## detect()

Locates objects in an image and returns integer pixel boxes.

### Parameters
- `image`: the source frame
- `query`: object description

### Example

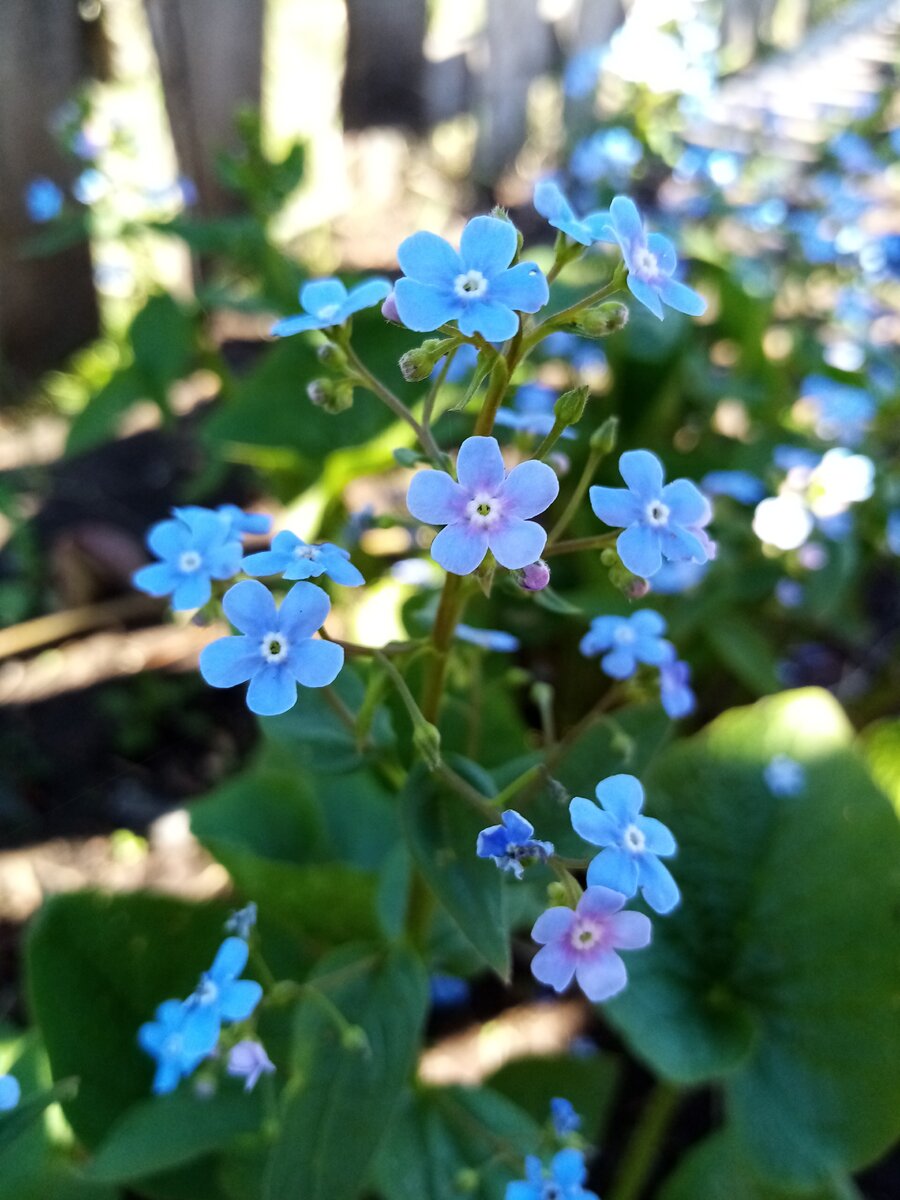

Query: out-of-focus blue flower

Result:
[456,624,520,652]
[563,46,603,99]
[199,580,344,716]
[272,277,392,336]
[701,470,766,504]
[132,507,243,611]
[429,974,471,1008]
[533,180,610,247]
[659,659,695,720]
[507,1150,598,1200]
[540,331,607,372]
[570,774,679,914]
[599,197,705,320]
[496,383,575,439]
[477,810,554,879]
[72,167,108,205]
[799,375,874,445]
[570,127,642,186]
[829,131,880,176]
[433,342,479,383]
[243,531,364,586]
[225,902,258,940]
[580,610,674,679]
[739,198,788,232]
[647,559,708,595]
[217,505,272,539]
[25,178,63,222]
[775,579,804,609]
[0,1075,20,1112]
[188,937,263,1026]
[530,887,650,1002]
[394,217,548,340]
[764,755,806,797]
[887,511,900,555]
[407,436,559,574]
[550,1097,582,1136]
[590,450,712,578]
[138,999,219,1095]
[227,1041,275,1092]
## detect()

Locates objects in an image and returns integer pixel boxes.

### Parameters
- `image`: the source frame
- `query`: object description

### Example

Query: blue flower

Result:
[579,610,675,679]
[659,659,695,719]
[600,196,706,320]
[217,505,273,538]
[138,999,219,1095]
[647,559,708,595]
[0,1075,21,1112]
[477,810,554,879]
[25,178,63,223]
[495,383,575,439]
[550,1097,581,1136]
[590,450,712,579]
[563,45,603,99]
[507,1150,598,1200]
[72,167,108,205]
[533,180,610,247]
[243,531,364,586]
[407,436,559,575]
[570,775,679,914]
[132,507,243,611]
[188,937,263,1025]
[225,902,258,940]
[394,216,549,340]
[272,277,392,336]
[199,579,344,716]
[799,375,874,446]
[570,127,642,186]
[227,1040,275,1092]
[456,624,520,653]
[432,342,480,383]
[701,470,766,504]
[764,755,806,797]
[429,974,471,1008]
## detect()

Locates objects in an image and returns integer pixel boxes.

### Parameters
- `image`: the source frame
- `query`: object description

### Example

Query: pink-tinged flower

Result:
[407,436,559,575]
[530,886,651,1002]
[227,1040,275,1092]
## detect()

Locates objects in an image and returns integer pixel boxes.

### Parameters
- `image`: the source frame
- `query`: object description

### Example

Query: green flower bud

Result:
[316,342,348,369]
[547,881,568,906]
[590,414,619,456]
[399,338,451,383]
[341,1025,370,1054]
[307,378,353,413]
[413,720,442,771]
[455,1169,480,1194]
[554,384,590,426]
[574,300,629,338]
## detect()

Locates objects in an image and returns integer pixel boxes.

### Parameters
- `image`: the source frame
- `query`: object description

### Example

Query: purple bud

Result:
[381,291,402,325]
[520,560,551,592]
[226,1040,275,1092]
[626,577,651,599]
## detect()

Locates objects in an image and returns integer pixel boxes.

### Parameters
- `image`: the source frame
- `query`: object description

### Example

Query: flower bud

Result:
[413,720,442,771]
[547,881,569,906]
[341,1025,370,1054]
[574,300,629,338]
[455,1169,480,1194]
[519,559,551,591]
[316,342,347,369]
[590,415,619,456]
[307,378,353,413]
[399,338,450,383]
[626,576,650,599]
[554,384,589,427]
[381,291,402,325]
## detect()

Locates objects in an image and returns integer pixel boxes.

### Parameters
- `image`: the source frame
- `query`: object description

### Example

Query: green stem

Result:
[406,869,435,950]
[522,265,627,353]
[435,761,497,819]
[549,448,603,543]
[491,762,544,809]
[544,533,618,557]
[421,572,466,723]
[342,340,444,464]
[533,416,570,461]
[608,1082,682,1200]
[473,353,511,436]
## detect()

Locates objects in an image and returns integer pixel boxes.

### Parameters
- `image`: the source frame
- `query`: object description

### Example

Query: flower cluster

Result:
[580,609,695,719]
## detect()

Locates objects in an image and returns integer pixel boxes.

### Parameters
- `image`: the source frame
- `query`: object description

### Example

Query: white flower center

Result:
[454,269,488,299]
[645,500,670,527]
[193,977,219,1005]
[466,491,503,528]
[317,302,341,321]
[614,625,636,645]
[261,631,290,663]
[570,916,605,953]
[623,823,646,853]
[633,247,659,278]
[293,544,319,561]
[163,1033,184,1057]
[178,550,203,573]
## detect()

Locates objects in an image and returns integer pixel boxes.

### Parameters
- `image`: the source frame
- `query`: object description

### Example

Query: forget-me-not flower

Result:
[599,196,706,320]
[477,810,554,879]
[659,659,696,720]
[533,180,610,247]
[227,1041,275,1092]
[579,610,675,679]
[569,775,679,914]
[506,1150,598,1200]
[225,902,258,940]
[25,178,64,223]
[199,579,344,716]
[701,470,766,505]
[0,1075,21,1112]
[456,624,521,653]
[217,505,273,539]
[764,755,806,797]
[243,531,364,586]
[138,999,219,1095]
[407,435,559,574]
[394,216,548,341]
[550,1097,582,1136]
[570,127,643,186]
[133,507,243,611]
[590,449,712,579]
[495,383,575,439]
[272,277,392,336]
[188,937,263,1026]
[531,886,651,1002]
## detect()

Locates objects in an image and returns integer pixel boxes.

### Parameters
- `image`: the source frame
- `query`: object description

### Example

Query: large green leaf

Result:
[130,293,195,398]
[401,763,510,978]
[371,1085,541,1200]
[263,945,428,1200]
[486,1052,619,1138]
[860,717,900,817]
[606,689,900,1186]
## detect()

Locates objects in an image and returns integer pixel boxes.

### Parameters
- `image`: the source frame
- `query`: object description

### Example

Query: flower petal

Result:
[619,450,665,498]
[288,638,344,688]
[531,941,577,993]
[595,774,644,822]
[660,524,708,564]
[456,436,506,493]
[147,519,190,560]
[637,855,680,914]
[589,485,642,528]
[397,230,461,284]
[600,646,638,679]
[609,909,653,949]
[647,232,677,273]
[578,885,627,919]
[617,524,663,577]
[246,664,298,716]
[575,948,627,1001]
[661,479,711,527]
[223,579,277,636]
[488,261,549,315]
[133,562,179,598]
[242,549,290,578]
[500,459,560,519]
[657,277,706,317]
[569,796,621,847]
[219,979,263,1022]
[551,1149,587,1187]
[627,274,665,319]
[172,573,212,611]
[209,936,248,982]
[300,279,347,315]
[532,905,576,944]
[394,278,459,332]
[534,179,574,225]
[277,581,331,640]
[343,277,392,315]
[407,470,467,524]
[199,636,260,688]
[586,847,640,896]
[459,215,517,275]
[431,523,489,575]
[322,554,364,586]
[637,815,676,856]
[457,300,519,341]
[630,609,667,637]
[582,211,615,242]
[271,312,326,337]
[489,517,547,570]
[609,195,645,255]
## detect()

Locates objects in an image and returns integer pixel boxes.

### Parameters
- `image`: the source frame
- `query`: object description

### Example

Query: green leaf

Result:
[606,689,900,1186]
[859,717,900,817]
[401,763,510,979]
[263,945,428,1200]
[486,1053,619,1136]
[0,1077,78,1153]
[704,615,781,695]
[372,1085,541,1200]
[84,1090,263,1183]
[65,365,144,455]
[27,891,230,1147]
[130,293,195,397]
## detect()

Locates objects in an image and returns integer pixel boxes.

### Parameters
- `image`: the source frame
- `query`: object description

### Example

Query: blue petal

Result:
[630,609,666,637]
[242,549,291,578]
[397,230,461,284]
[619,450,665,499]
[617,524,663,577]
[133,562,179,598]
[300,279,347,316]
[532,906,576,944]
[207,542,243,580]
[278,580,331,640]
[534,179,573,225]
[209,936,248,983]
[595,774,644,821]
[224,579,277,637]
[322,554,364,586]
[180,1006,220,1059]
[288,638,344,687]
[634,634,675,667]
[657,277,706,316]
[459,215,517,275]
[147,519,190,560]
[580,615,623,652]
[506,1184,541,1200]
[609,195,646,256]
[662,479,710,527]
[272,530,303,554]
[219,979,263,1022]
[477,825,510,858]
[502,809,535,841]
[552,1148,587,1188]
[172,573,212,611]
[600,646,637,679]
[456,436,505,493]
[407,469,467,524]
[488,262,549,314]
[569,796,621,847]
[394,278,459,331]
[200,636,260,688]
[489,517,547,570]
[271,312,326,337]
[246,664,298,716]
[627,274,665,319]
[500,459,559,519]
[637,854,680,913]
[530,941,577,993]
[586,847,640,896]
[661,525,707,563]
[574,948,627,1002]
[590,485,642,528]
[637,815,677,856]
[457,300,519,341]
[582,211,615,242]
[153,1059,182,1095]
[431,523,489,574]
[342,277,392,315]
[647,232,677,273]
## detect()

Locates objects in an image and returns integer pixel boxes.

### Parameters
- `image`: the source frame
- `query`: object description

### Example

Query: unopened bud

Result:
[381,291,402,325]
[519,560,551,591]
[341,1025,370,1054]
[600,548,617,567]
[554,385,589,427]
[399,338,450,383]
[455,1169,480,1194]
[590,414,619,456]
[575,301,629,338]
[547,881,568,906]
[316,342,347,369]
[413,720,442,771]
[307,378,353,414]
[626,576,650,599]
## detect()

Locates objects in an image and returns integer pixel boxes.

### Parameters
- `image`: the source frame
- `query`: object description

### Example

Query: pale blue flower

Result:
[243,531,364,586]
[600,196,706,320]
[507,1150,598,1200]
[456,624,520,652]
[550,1097,581,1136]
[579,610,674,679]
[701,470,766,504]
[764,755,806,797]
[138,999,219,1095]
[225,902,257,940]
[570,127,642,186]
[659,659,695,719]
[533,180,610,247]
[272,277,392,336]
[25,178,63,222]
[132,507,243,611]
[495,383,575,438]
